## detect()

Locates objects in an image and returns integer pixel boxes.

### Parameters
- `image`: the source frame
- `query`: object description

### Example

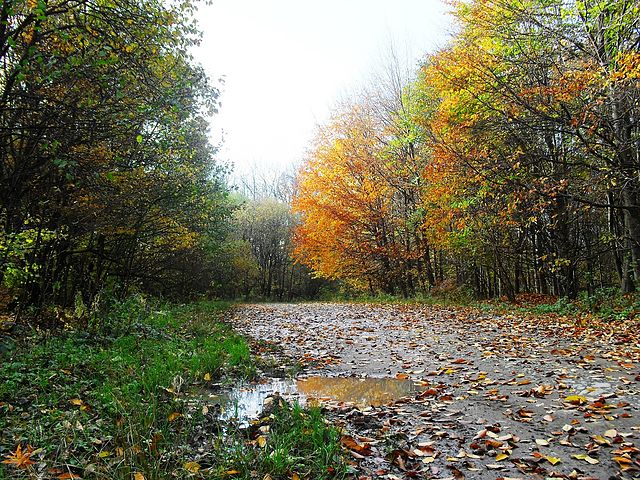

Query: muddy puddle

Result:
[200,376,424,423]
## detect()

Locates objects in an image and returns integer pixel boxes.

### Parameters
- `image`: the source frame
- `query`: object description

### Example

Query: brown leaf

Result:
[2,444,36,469]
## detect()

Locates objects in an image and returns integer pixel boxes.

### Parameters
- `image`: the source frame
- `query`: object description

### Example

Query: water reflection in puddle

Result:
[202,376,423,423]
[298,376,422,405]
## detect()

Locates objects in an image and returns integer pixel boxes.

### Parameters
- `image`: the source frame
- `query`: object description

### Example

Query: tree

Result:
[0,0,229,313]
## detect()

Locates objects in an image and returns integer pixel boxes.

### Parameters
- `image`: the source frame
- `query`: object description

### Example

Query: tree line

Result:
[4,0,637,314]
[0,0,239,318]
[293,0,640,300]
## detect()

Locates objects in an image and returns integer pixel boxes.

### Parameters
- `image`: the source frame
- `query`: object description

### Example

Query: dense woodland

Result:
[1,0,639,320]
[294,0,640,301]
[0,0,314,319]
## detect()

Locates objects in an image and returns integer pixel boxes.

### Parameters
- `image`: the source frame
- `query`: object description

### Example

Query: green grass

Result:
[0,299,254,479]
[257,403,346,479]
[0,298,347,480]
[204,401,348,480]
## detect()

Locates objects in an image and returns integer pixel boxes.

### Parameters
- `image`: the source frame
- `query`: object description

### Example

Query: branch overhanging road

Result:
[230,303,640,480]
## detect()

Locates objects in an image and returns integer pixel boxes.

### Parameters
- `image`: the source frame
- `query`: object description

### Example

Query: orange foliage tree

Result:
[294,0,639,299]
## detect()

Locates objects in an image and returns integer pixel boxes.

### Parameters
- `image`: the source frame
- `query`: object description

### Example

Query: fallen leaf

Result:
[517,408,534,418]
[592,435,611,445]
[613,456,633,467]
[340,435,371,455]
[2,444,36,469]
[564,395,587,405]
[571,454,599,465]
[167,412,181,422]
[183,461,201,473]
[533,452,561,465]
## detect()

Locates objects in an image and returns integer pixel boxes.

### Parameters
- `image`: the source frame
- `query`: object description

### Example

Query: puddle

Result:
[200,376,423,423]
[297,376,423,405]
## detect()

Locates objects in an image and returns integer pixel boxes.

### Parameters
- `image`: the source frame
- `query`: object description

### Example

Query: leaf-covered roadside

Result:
[0,300,257,479]
[232,303,640,479]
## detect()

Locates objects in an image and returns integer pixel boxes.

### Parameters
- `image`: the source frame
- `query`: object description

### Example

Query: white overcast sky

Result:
[194,1,452,181]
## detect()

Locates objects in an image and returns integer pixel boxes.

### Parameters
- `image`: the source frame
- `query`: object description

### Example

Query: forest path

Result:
[230,303,640,480]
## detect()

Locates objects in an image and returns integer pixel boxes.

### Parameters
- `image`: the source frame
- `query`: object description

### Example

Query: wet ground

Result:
[229,303,640,480]
[202,376,423,424]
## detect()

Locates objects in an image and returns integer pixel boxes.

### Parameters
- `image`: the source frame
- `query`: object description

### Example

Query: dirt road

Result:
[230,303,640,479]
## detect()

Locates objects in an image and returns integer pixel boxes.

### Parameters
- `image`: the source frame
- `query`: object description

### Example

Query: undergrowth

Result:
[0,297,347,479]
[0,299,252,479]
[324,285,640,323]
[479,288,640,323]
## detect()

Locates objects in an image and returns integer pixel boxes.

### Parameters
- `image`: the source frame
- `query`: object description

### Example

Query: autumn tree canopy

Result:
[0,0,231,311]
[294,0,640,299]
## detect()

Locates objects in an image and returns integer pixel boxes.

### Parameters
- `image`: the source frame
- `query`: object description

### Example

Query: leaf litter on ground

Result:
[231,303,640,480]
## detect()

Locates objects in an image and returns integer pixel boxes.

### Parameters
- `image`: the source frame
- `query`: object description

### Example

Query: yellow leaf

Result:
[257,436,267,448]
[495,453,509,461]
[592,435,610,445]
[204,373,211,381]
[544,455,561,465]
[97,451,110,458]
[183,461,201,473]
[69,398,83,406]
[572,454,599,464]
[168,412,181,422]
[133,473,145,480]
[291,473,300,480]
[224,470,240,475]
[564,395,586,405]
